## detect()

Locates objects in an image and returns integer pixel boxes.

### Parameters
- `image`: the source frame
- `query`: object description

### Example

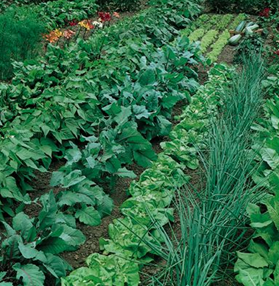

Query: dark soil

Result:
[218,44,235,65]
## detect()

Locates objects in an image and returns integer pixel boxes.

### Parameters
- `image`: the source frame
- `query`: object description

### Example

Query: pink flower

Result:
[63,29,75,39]
[113,12,120,18]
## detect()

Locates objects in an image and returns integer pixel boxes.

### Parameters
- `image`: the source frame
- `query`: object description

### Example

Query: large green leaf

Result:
[75,206,101,226]
[13,212,36,242]
[37,237,72,254]
[59,224,86,247]
[138,68,156,86]
[18,242,38,259]
[260,148,279,170]
[13,263,45,286]
[133,147,157,167]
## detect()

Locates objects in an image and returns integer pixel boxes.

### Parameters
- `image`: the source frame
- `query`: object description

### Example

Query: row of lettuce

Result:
[184,13,246,62]
[0,0,204,285]
[61,63,234,285]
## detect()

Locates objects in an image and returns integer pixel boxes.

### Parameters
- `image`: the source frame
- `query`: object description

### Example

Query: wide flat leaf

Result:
[75,206,101,226]
[138,69,156,86]
[237,252,268,269]
[157,115,172,136]
[13,263,45,286]
[37,237,72,254]
[132,105,151,120]
[13,212,36,242]
[38,253,68,278]
[260,148,279,170]
[18,242,38,259]
[115,167,137,179]
[133,148,157,167]
[62,170,86,188]
[59,225,86,247]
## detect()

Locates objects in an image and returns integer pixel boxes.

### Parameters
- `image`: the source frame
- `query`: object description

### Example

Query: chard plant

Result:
[0,192,85,285]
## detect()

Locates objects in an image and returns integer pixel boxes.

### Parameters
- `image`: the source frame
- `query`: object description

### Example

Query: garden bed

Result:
[1,0,279,285]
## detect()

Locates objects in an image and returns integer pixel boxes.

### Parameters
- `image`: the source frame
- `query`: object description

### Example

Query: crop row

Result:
[185,13,246,63]
[0,0,203,284]
[235,70,279,284]
[62,63,234,285]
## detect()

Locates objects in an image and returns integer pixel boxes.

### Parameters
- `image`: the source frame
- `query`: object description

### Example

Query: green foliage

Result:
[234,34,265,64]
[200,29,218,53]
[228,13,246,29]
[0,0,202,218]
[0,7,45,80]
[146,55,265,285]
[0,192,85,285]
[97,0,140,11]
[0,0,98,28]
[251,74,279,191]
[0,1,203,284]
[189,28,205,42]
[37,0,98,28]
[62,64,232,286]
[235,197,279,285]
[207,30,230,62]
[235,70,279,285]
[208,0,277,13]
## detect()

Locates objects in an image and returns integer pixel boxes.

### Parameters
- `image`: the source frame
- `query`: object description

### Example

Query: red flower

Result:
[98,12,111,22]
[274,50,279,55]
[69,19,78,26]
[259,7,271,17]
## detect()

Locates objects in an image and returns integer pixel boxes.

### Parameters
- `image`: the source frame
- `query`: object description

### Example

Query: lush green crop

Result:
[207,30,230,62]
[235,196,279,285]
[200,29,218,53]
[0,7,45,80]
[0,192,85,285]
[216,14,233,30]
[228,13,246,30]
[189,28,205,42]
[0,1,202,284]
[0,0,202,215]
[62,63,233,286]
[0,0,205,285]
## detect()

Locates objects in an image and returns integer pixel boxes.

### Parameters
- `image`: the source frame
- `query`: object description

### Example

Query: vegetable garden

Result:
[1,0,279,285]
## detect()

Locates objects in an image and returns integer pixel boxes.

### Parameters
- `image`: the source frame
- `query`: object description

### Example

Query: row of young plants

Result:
[61,61,235,285]
[234,69,279,285]
[185,13,246,63]
[0,0,203,285]
[0,0,202,218]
